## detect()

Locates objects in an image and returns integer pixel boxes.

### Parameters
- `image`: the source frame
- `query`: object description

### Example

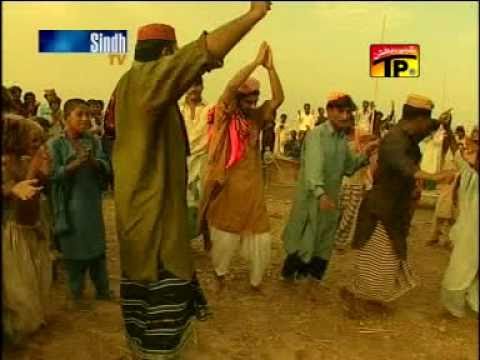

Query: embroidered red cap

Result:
[137,23,176,41]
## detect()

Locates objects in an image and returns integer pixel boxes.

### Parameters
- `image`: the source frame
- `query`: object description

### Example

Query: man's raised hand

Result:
[250,1,272,18]
[262,45,274,70]
[254,42,269,66]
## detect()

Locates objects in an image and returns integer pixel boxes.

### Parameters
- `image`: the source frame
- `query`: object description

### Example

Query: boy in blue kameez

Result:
[48,99,112,308]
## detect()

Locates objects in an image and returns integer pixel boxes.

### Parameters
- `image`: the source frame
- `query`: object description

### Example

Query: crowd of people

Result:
[2,2,478,359]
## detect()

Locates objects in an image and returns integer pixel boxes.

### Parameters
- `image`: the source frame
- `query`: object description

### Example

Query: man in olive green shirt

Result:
[111,2,273,358]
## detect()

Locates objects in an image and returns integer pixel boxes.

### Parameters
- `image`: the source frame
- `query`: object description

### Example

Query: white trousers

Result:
[209,226,271,287]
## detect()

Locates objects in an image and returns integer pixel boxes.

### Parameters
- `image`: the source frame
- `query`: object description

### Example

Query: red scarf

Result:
[207,106,250,169]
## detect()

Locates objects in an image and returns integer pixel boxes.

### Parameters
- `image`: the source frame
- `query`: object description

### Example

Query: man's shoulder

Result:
[312,122,331,136]
[304,126,325,145]
[114,67,136,94]
[380,126,411,150]
[382,125,403,140]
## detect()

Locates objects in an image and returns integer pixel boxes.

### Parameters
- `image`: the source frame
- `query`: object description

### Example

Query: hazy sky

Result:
[3,1,478,131]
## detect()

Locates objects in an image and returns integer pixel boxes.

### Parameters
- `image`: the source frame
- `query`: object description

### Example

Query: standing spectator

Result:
[427,110,458,247]
[48,97,64,138]
[315,106,327,126]
[262,117,276,157]
[8,85,25,116]
[87,99,104,138]
[23,92,40,118]
[454,126,467,150]
[420,123,447,190]
[471,127,479,141]
[283,130,301,159]
[355,100,372,135]
[2,116,52,344]
[3,85,17,116]
[274,113,289,155]
[37,89,58,123]
[180,77,209,240]
[298,129,307,145]
[297,103,315,131]
[31,116,52,136]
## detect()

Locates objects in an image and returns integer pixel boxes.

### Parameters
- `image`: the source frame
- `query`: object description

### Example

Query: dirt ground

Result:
[3,185,478,360]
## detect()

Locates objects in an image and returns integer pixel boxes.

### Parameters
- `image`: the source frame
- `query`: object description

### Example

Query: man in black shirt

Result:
[341,94,456,316]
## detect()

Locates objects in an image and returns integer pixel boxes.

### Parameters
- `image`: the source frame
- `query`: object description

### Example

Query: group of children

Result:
[2,87,113,345]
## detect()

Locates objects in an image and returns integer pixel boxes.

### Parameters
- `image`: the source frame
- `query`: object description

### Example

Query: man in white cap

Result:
[199,42,284,292]
[282,92,378,282]
[341,94,456,316]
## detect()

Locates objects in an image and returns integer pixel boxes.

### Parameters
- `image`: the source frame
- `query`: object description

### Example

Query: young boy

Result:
[48,98,112,309]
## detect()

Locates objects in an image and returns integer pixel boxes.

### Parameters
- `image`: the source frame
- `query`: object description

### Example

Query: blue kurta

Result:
[283,121,368,262]
[48,133,110,260]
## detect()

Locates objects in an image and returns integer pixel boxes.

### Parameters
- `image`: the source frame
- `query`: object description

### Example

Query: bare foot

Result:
[250,284,265,294]
[340,287,369,320]
[74,299,93,312]
[445,241,454,251]
[365,300,391,316]
[426,238,439,247]
[339,286,355,303]
[440,309,461,321]
[214,274,226,294]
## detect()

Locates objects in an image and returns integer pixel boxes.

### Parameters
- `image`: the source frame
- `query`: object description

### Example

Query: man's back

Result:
[365,125,420,218]
[113,33,223,282]
[114,65,192,282]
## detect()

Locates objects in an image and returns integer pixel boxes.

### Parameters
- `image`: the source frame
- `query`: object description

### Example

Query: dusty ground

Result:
[3,185,478,360]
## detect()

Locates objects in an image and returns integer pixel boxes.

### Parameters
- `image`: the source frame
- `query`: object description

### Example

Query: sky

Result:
[2,1,478,131]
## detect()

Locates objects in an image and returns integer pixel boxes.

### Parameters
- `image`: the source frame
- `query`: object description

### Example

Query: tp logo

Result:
[370,44,420,78]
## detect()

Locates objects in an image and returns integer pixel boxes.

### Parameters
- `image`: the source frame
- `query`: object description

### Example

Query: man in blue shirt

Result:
[282,92,378,281]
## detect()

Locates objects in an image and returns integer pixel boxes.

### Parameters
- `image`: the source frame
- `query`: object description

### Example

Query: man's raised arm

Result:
[263,45,284,112]
[206,2,271,60]
[219,42,268,105]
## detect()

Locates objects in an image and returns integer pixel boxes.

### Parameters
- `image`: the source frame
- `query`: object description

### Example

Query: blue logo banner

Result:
[39,30,127,53]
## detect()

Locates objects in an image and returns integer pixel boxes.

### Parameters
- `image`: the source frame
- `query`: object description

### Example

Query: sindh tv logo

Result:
[370,44,420,78]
